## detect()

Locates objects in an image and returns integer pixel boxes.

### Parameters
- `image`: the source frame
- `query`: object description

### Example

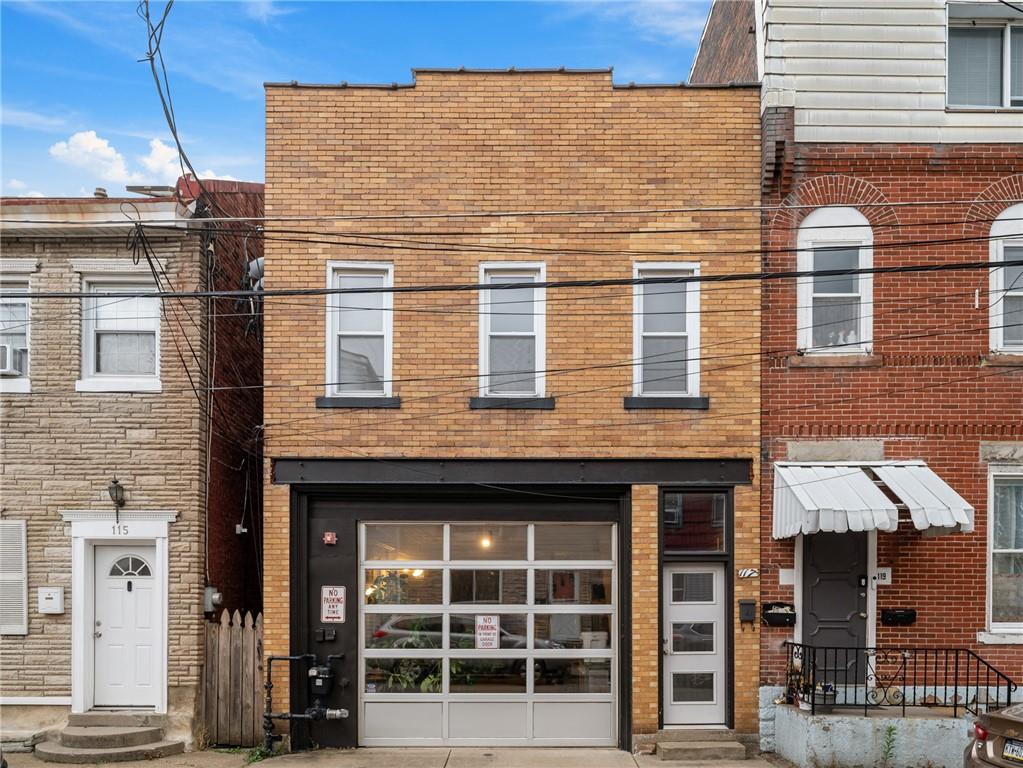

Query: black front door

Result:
[802,532,868,685]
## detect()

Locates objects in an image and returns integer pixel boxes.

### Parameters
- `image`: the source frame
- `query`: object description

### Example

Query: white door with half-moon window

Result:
[94,545,158,708]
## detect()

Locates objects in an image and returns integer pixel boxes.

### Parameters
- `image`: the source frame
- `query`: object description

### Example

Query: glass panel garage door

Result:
[359,522,617,746]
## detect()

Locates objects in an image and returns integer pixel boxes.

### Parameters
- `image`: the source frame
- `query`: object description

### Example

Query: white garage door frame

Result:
[357,521,618,747]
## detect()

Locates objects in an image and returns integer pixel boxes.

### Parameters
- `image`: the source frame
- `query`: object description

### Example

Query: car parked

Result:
[965,704,1023,768]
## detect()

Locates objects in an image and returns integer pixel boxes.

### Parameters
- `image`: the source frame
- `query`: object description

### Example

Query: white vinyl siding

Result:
[632,264,701,396]
[990,470,1023,633]
[759,1,1023,143]
[0,520,28,636]
[78,281,161,392]
[326,262,394,397]
[990,203,1023,353]
[796,207,873,354]
[479,264,545,398]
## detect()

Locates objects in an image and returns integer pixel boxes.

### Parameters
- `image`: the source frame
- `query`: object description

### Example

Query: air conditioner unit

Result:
[0,345,27,377]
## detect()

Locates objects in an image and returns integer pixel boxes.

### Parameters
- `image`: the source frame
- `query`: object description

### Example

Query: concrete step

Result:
[65,712,166,728]
[657,740,747,761]
[34,738,185,764]
[59,726,165,749]
[655,730,738,742]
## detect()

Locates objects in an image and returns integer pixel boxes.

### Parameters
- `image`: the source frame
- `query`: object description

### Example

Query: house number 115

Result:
[111,524,130,536]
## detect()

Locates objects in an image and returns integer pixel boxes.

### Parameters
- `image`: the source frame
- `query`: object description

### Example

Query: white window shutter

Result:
[0,520,28,635]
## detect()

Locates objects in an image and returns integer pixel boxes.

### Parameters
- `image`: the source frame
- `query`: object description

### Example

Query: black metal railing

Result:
[784,642,1018,718]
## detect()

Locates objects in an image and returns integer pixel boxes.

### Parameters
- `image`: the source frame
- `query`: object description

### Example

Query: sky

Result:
[0,0,711,198]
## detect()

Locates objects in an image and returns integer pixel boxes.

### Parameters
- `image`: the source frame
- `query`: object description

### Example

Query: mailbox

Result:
[880,608,917,626]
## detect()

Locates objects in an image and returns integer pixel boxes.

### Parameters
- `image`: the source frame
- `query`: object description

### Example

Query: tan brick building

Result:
[0,182,263,752]
[262,69,762,750]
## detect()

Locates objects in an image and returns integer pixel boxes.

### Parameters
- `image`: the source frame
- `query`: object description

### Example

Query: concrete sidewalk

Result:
[6,746,776,768]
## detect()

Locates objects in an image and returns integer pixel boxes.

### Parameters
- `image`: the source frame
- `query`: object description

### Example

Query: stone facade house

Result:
[0,179,264,754]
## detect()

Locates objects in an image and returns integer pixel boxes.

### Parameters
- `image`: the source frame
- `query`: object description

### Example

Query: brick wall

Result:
[760,135,1023,683]
[631,485,659,733]
[263,72,763,733]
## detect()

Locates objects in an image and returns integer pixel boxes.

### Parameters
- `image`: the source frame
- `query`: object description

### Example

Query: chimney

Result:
[94,187,108,199]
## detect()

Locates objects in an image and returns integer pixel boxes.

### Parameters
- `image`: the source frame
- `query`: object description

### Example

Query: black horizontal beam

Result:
[273,458,751,486]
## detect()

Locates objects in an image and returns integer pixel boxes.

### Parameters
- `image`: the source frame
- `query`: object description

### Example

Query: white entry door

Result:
[94,545,158,708]
[662,564,726,725]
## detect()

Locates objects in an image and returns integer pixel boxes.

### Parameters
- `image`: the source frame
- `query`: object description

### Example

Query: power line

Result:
[3,197,1020,226]
[6,250,1021,301]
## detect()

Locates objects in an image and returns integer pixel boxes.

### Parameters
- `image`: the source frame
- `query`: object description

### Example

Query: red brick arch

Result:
[768,174,900,235]
[961,174,1023,239]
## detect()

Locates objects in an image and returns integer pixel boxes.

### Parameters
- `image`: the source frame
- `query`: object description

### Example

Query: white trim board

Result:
[0,696,72,706]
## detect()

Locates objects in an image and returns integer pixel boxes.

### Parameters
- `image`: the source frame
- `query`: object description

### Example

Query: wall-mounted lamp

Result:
[108,477,126,523]
[480,531,493,549]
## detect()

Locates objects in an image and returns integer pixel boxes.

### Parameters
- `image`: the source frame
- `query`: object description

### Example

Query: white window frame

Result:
[946,15,1023,110]
[987,466,1023,634]
[0,282,31,394]
[990,203,1023,353]
[478,262,546,398]
[76,277,161,393]
[325,261,394,398]
[632,263,700,397]
[796,207,874,355]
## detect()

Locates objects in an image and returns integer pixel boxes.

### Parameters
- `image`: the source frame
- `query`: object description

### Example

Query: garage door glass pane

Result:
[535,659,611,694]
[672,673,714,703]
[534,614,612,649]
[672,622,714,653]
[365,614,443,649]
[365,569,443,605]
[534,570,611,605]
[450,614,528,649]
[534,524,612,560]
[449,659,527,693]
[450,524,527,560]
[450,569,527,604]
[365,658,443,694]
[365,524,443,561]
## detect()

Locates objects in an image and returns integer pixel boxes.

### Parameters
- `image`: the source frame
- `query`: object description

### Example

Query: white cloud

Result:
[139,138,184,185]
[1,107,67,131]
[243,0,294,23]
[7,179,28,190]
[198,170,238,181]
[48,131,144,185]
[568,0,710,47]
[22,190,45,198]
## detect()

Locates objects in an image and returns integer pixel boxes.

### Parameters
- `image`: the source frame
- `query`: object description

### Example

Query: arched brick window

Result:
[990,203,1023,353]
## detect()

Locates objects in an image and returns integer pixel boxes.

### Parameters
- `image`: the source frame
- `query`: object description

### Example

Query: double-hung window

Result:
[796,207,873,354]
[947,16,1023,109]
[326,262,393,397]
[990,203,1023,352]
[990,471,1023,632]
[633,264,700,396]
[479,263,545,398]
[0,284,30,389]
[78,281,161,392]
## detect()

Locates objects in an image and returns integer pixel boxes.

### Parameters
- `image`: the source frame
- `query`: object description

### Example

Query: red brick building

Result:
[693,1,1023,763]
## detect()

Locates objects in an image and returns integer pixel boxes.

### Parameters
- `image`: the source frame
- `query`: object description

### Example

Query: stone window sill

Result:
[623,396,709,410]
[983,353,1023,367]
[75,377,162,393]
[316,396,401,409]
[977,631,1023,645]
[786,354,881,369]
[0,378,31,394]
[946,107,1023,114]
[469,396,555,410]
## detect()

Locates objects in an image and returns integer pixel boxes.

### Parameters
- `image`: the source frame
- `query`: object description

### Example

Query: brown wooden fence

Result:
[202,610,263,747]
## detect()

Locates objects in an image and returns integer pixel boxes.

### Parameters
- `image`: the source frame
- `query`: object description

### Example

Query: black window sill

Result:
[469,396,556,410]
[624,396,709,410]
[316,396,401,409]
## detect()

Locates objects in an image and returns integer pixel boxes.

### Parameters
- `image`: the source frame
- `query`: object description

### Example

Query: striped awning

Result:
[772,462,974,539]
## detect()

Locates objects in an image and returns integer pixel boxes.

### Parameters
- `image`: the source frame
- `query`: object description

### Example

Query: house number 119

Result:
[111,524,130,536]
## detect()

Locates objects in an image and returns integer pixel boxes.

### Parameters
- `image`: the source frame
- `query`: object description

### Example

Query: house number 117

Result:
[111,524,130,536]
